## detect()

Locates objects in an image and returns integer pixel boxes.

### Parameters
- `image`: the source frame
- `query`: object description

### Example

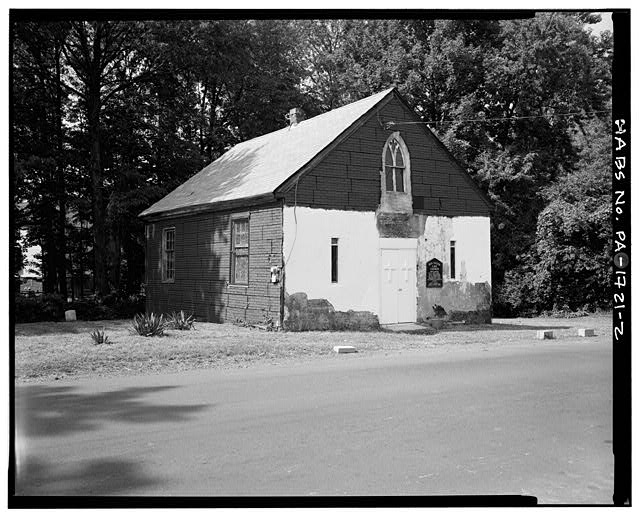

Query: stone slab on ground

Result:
[536,330,555,340]
[333,346,357,354]
[578,328,596,337]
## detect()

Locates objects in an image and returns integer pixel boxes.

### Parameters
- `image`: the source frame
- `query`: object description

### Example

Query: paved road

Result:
[14,339,613,503]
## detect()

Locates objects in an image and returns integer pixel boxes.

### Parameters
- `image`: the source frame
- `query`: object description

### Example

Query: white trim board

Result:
[379,238,418,249]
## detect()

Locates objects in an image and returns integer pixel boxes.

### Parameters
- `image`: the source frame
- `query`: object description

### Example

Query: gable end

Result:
[279,91,491,217]
[392,92,493,211]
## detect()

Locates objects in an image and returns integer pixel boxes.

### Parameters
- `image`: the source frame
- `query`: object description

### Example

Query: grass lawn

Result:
[14,314,612,383]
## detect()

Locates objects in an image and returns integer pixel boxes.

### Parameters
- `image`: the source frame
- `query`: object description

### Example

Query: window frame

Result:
[331,237,339,284]
[230,215,250,285]
[450,240,456,279]
[161,227,176,283]
[381,132,411,195]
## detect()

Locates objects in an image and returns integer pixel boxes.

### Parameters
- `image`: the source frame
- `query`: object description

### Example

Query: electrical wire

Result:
[384,109,611,129]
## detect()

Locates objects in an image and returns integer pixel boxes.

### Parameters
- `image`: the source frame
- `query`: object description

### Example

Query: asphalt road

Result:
[14,339,613,504]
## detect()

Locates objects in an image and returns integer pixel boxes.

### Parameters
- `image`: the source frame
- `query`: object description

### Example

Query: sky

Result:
[589,12,614,35]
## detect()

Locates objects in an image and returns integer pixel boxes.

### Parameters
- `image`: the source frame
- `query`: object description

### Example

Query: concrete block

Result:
[578,328,595,337]
[536,330,554,340]
[64,310,77,322]
[333,346,356,354]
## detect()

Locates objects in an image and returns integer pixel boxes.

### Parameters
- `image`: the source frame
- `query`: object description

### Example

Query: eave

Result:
[139,193,278,222]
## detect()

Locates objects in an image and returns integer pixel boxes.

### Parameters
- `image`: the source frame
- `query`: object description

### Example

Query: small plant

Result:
[233,311,279,331]
[90,327,110,345]
[432,304,448,318]
[166,310,195,330]
[260,312,278,331]
[132,313,165,337]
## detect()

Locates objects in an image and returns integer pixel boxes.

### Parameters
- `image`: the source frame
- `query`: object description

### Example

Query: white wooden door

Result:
[380,248,416,324]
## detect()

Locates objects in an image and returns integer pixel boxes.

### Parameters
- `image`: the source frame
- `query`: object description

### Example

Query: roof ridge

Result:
[232,87,395,149]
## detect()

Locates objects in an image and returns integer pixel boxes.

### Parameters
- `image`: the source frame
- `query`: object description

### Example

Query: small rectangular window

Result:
[162,228,175,282]
[450,241,456,279]
[231,219,249,284]
[331,238,338,283]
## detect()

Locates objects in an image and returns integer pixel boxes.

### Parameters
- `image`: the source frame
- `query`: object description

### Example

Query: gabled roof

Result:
[140,88,396,219]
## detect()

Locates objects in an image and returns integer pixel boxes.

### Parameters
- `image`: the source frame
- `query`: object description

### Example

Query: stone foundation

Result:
[418,281,492,324]
[283,292,380,332]
[448,309,492,324]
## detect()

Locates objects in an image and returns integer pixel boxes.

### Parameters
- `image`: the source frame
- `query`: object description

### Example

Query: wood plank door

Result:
[379,247,416,324]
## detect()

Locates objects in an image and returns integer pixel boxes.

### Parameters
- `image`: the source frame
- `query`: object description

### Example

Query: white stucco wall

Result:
[282,206,380,313]
[419,216,491,285]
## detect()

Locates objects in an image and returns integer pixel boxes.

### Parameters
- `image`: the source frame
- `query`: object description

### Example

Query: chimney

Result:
[288,107,305,126]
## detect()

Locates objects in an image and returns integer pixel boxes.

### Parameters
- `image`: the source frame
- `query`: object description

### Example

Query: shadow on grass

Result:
[15,385,210,438]
[15,320,133,337]
[14,456,161,496]
[440,323,572,332]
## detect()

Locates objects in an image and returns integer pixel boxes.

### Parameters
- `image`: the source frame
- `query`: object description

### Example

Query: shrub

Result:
[132,313,165,337]
[90,327,111,345]
[166,310,195,330]
[67,298,115,321]
[113,294,146,318]
[14,291,147,324]
[104,291,146,318]
[15,294,66,323]
[69,292,146,321]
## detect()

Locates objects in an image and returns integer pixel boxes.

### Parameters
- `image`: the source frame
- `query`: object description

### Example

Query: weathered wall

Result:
[282,94,490,217]
[145,203,283,324]
[282,206,380,314]
[416,216,492,322]
[280,95,492,325]
[283,292,380,331]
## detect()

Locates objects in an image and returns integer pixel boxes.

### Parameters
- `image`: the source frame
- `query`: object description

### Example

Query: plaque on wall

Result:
[426,258,443,288]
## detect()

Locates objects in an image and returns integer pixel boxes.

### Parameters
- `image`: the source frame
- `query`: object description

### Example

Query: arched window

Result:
[382,132,410,194]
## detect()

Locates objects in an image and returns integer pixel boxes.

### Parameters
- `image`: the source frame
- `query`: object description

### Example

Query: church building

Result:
[140,88,492,330]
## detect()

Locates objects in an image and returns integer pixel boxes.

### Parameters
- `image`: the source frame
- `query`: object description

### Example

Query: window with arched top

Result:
[382,132,411,195]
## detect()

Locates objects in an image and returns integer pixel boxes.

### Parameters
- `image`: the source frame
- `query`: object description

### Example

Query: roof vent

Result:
[287,107,306,126]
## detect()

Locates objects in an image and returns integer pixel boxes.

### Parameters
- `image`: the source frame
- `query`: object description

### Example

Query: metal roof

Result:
[140,88,395,218]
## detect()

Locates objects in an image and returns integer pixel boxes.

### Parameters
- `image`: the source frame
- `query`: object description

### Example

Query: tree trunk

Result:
[123,231,144,294]
[88,101,108,295]
[41,221,58,294]
[123,232,135,293]
[54,42,68,299]
[83,22,108,295]
[108,228,121,291]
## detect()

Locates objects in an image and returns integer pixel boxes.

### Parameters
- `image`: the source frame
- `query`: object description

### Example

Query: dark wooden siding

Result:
[283,95,490,216]
[145,203,283,323]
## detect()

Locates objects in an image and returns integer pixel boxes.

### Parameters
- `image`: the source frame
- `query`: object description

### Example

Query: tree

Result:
[427,14,612,310]
[11,15,613,315]
[63,20,152,295]
[12,21,70,296]
[533,116,612,311]
[294,19,425,110]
